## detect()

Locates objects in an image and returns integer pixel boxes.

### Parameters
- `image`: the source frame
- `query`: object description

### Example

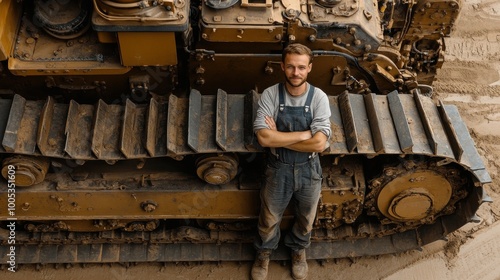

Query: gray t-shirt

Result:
[253,83,331,139]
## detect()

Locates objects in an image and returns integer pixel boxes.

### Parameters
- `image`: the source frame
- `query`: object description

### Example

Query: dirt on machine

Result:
[0,0,492,264]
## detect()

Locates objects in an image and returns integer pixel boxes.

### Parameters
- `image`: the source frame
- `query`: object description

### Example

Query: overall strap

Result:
[278,83,285,112]
[304,84,315,113]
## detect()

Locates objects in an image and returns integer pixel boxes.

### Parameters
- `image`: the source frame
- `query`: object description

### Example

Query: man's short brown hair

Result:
[282,43,313,64]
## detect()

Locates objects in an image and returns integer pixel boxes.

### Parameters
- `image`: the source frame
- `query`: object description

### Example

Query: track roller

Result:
[195,154,239,185]
[1,156,50,187]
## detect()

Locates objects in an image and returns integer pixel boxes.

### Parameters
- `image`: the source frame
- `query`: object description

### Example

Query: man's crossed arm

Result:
[256,116,328,153]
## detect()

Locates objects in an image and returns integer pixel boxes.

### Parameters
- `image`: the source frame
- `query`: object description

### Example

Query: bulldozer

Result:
[0,0,492,264]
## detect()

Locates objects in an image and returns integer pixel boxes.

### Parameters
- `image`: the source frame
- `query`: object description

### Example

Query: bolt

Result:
[141,201,158,212]
[196,66,205,74]
[308,35,316,42]
[265,66,273,75]
[286,9,297,17]
[136,160,145,169]
[384,169,394,176]
[237,16,245,22]
[349,27,356,35]
[289,35,296,42]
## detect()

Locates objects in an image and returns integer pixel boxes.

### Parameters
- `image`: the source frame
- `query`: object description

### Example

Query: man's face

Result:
[281,53,312,88]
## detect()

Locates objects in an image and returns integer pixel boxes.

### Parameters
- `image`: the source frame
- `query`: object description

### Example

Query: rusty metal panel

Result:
[91,100,125,160]
[338,93,357,153]
[37,97,69,158]
[387,91,413,153]
[364,94,384,153]
[216,89,247,152]
[438,100,463,162]
[414,93,454,158]
[38,244,59,263]
[188,90,220,153]
[65,100,95,160]
[145,98,168,157]
[244,91,262,152]
[10,15,130,76]
[397,94,432,155]
[0,99,13,153]
[167,94,192,155]
[121,99,148,159]
[327,95,348,154]
[200,25,283,43]
[350,94,375,154]
[339,93,375,154]
[367,94,401,154]
[2,95,25,152]
[2,95,44,154]
[56,244,78,263]
[77,244,104,263]
[413,93,437,154]
[441,104,492,184]
[16,245,40,263]
[101,244,121,263]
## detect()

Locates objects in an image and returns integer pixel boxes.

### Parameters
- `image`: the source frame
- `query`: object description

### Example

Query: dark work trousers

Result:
[255,84,323,252]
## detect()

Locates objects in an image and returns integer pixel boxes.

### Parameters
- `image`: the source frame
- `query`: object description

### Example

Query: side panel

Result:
[0,0,22,61]
[117,32,177,66]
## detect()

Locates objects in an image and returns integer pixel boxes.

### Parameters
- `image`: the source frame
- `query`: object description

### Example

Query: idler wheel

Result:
[196,154,239,185]
[387,188,434,220]
[376,170,452,222]
[1,156,50,187]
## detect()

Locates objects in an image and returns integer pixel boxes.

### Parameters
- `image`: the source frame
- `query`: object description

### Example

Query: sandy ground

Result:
[2,0,500,279]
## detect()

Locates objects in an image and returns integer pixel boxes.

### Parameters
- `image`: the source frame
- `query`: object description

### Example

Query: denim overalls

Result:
[256,83,323,251]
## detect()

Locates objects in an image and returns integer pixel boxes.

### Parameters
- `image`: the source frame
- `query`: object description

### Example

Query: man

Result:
[252,43,331,280]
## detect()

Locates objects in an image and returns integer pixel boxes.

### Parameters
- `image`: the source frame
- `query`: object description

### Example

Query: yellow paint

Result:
[0,0,22,61]
[118,32,177,66]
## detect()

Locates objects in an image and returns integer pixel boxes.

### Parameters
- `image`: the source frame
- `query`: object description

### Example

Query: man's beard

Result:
[284,75,307,88]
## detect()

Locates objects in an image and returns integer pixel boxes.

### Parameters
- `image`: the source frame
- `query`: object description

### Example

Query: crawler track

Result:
[0,90,492,263]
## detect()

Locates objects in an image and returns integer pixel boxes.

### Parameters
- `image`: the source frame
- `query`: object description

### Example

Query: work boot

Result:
[251,249,271,280]
[291,249,308,280]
